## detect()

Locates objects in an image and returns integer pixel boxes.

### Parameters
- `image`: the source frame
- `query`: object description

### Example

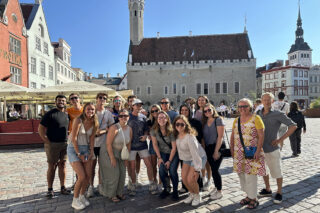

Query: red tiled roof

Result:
[130,33,253,63]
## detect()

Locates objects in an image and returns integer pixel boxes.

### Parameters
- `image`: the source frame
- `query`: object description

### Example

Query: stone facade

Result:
[127,59,256,107]
[126,0,256,107]
[21,2,55,89]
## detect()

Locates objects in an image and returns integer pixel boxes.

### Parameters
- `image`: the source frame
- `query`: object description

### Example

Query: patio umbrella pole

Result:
[4,97,7,122]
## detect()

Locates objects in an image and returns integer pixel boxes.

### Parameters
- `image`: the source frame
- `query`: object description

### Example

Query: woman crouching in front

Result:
[67,103,98,210]
[173,115,207,206]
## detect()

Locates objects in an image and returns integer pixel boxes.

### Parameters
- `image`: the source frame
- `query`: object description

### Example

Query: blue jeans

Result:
[159,152,179,192]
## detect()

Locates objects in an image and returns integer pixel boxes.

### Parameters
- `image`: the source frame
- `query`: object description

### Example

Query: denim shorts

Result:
[148,141,156,155]
[67,144,90,163]
[183,156,207,170]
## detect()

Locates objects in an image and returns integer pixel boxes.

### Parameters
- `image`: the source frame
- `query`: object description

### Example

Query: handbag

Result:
[238,117,257,159]
[214,118,231,158]
[118,123,130,160]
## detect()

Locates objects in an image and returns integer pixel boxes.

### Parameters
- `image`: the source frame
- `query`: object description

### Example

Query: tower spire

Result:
[243,13,248,33]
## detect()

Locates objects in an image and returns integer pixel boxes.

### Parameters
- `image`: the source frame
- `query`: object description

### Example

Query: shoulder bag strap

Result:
[117,123,127,147]
[158,129,172,149]
[237,117,246,150]
[280,103,286,111]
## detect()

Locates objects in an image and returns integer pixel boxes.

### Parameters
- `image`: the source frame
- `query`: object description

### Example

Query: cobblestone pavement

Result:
[0,118,320,213]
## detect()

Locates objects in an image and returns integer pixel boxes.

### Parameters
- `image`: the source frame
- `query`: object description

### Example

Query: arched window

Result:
[39,24,44,37]
[135,10,137,16]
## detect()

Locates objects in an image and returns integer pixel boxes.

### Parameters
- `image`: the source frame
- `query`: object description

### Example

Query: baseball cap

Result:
[132,99,143,105]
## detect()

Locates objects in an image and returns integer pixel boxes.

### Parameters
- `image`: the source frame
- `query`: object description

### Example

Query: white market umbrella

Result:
[28,81,117,99]
[0,81,31,97]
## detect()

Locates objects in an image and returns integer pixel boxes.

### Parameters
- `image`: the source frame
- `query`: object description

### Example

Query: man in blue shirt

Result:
[128,99,157,195]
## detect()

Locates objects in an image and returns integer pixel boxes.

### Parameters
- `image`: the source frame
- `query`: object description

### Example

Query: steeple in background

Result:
[288,0,312,67]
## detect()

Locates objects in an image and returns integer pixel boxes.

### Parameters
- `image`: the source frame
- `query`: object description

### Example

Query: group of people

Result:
[38,91,306,210]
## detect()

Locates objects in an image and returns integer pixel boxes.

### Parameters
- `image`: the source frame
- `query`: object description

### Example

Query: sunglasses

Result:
[119,114,129,118]
[160,102,169,104]
[158,116,167,120]
[70,96,79,100]
[203,108,212,113]
[151,109,159,113]
[99,96,107,100]
[114,99,121,103]
[175,122,185,127]
[238,105,249,108]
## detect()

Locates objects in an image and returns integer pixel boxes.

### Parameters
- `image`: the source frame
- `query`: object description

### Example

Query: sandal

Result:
[111,197,120,203]
[247,199,259,209]
[240,197,250,205]
[117,195,126,200]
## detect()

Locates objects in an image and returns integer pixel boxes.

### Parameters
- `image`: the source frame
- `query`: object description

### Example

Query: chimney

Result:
[106,73,110,78]
[117,73,120,77]
[89,73,92,79]
[157,32,160,39]
[189,31,192,36]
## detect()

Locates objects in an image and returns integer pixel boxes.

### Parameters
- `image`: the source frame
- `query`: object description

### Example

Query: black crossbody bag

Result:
[214,118,231,158]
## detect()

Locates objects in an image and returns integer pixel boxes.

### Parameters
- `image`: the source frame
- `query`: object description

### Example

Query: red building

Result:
[0,0,28,87]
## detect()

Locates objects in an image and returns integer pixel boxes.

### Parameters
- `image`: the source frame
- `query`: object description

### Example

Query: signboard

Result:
[0,48,22,67]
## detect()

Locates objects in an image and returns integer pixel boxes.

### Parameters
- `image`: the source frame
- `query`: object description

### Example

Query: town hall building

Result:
[126,0,256,107]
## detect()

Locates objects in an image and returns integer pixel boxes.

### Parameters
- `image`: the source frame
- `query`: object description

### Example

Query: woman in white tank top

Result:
[67,103,98,210]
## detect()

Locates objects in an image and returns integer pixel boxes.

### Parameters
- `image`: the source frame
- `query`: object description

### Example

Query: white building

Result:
[21,0,55,89]
[126,0,256,107]
[309,65,320,102]
[261,5,312,108]
[52,38,77,84]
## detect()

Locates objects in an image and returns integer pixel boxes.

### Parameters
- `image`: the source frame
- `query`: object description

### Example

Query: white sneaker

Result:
[183,193,194,204]
[209,188,217,196]
[86,185,94,198]
[210,191,223,200]
[79,194,90,207]
[71,197,85,210]
[191,194,201,206]
[129,184,136,196]
[149,182,158,195]
[127,180,132,190]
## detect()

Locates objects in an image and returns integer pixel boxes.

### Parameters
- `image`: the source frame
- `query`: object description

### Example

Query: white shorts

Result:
[129,149,150,161]
[264,149,283,179]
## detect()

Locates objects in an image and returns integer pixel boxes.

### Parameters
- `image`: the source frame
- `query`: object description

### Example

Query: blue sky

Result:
[21,0,320,77]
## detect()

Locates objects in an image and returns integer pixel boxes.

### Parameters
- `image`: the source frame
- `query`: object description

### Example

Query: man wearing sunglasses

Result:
[67,93,83,133]
[160,98,178,122]
[127,99,157,195]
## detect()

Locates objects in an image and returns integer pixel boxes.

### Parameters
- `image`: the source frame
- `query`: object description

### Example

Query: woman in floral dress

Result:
[230,98,266,209]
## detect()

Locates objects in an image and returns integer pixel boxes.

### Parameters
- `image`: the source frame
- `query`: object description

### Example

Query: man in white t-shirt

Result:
[272,92,290,150]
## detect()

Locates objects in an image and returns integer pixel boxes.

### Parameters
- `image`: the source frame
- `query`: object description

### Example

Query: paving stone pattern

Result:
[0,118,319,212]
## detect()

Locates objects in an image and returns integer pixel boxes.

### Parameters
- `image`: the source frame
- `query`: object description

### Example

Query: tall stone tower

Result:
[288,4,312,67]
[129,0,144,45]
